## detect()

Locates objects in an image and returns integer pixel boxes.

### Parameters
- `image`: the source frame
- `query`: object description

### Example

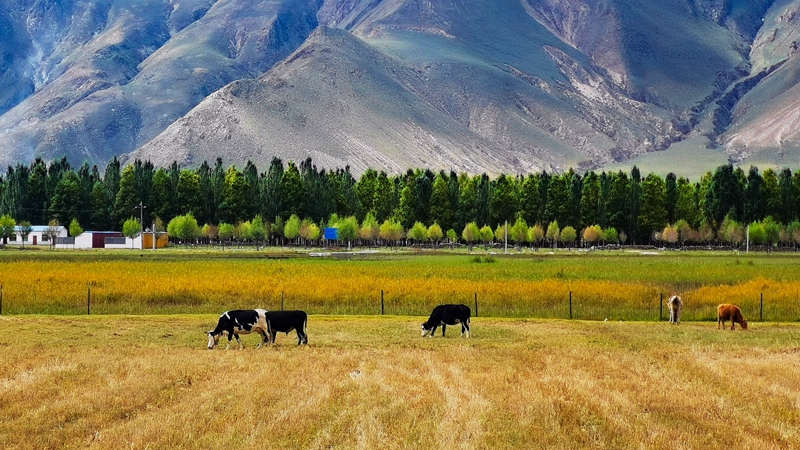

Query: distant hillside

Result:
[1,0,800,176]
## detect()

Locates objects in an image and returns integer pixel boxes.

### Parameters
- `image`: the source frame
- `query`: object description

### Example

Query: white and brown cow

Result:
[422,304,471,338]
[667,294,684,324]
[718,304,748,330]
[207,309,272,349]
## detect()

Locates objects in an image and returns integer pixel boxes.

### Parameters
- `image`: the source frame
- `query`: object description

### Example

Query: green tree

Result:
[743,166,763,224]
[18,220,32,247]
[704,164,742,233]
[284,214,301,243]
[408,221,428,246]
[26,159,48,224]
[510,216,529,250]
[528,223,545,248]
[359,212,380,245]
[462,222,480,251]
[778,168,796,224]
[372,171,395,223]
[665,172,678,225]
[337,216,359,247]
[603,227,619,244]
[221,166,249,224]
[113,165,140,230]
[560,226,577,249]
[749,221,766,246]
[280,162,306,220]
[479,225,494,250]
[379,218,404,249]
[639,173,667,243]
[168,214,200,248]
[90,181,112,230]
[123,218,141,249]
[489,174,518,227]
[519,174,541,226]
[69,218,84,237]
[50,170,82,227]
[428,223,444,246]
[429,173,453,231]
[446,228,458,249]
[675,177,700,228]
[355,168,377,221]
[580,171,601,230]
[762,169,780,220]
[763,216,781,248]
[546,221,560,249]
[218,222,235,248]
[176,169,202,217]
[249,215,268,247]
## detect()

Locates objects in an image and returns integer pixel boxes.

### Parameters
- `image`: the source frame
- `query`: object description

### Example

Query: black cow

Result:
[207,309,271,350]
[266,310,308,345]
[422,304,471,338]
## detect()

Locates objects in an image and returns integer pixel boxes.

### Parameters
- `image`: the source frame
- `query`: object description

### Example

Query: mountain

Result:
[2,0,800,176]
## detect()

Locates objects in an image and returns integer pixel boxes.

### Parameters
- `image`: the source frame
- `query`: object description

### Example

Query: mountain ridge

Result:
[1,0,799,176]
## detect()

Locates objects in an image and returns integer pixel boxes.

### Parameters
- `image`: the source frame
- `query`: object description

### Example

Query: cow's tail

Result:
[302,315,309,344]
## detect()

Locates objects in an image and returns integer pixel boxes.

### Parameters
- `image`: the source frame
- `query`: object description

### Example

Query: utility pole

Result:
[136,202,146,249]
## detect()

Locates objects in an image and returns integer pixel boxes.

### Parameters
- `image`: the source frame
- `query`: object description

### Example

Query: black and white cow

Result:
[265,310,308,345]
[422,304,471,338]
[207,309,272,350]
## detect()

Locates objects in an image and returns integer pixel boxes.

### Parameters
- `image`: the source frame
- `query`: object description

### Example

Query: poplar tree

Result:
[113,165,139,229]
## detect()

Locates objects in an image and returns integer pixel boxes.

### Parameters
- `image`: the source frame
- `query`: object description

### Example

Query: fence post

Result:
[381,290,385,315]
[659,293,663,321]
[474,292,478,317]
[569,291,573,319]
[87,283,91,315]
[760,292,763,322]
[281,292,284,311]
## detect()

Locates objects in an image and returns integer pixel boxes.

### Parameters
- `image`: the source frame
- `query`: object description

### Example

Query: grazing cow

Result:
[667,294,684,324]
[718,304,748,330]
[266,310,308,345]
[207,309,272,349]
[421,304,471,338]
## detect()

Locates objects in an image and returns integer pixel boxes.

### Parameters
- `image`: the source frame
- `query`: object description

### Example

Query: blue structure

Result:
[324,227,339,240]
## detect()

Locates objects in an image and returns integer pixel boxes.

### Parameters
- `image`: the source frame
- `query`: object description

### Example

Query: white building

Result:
[10,225,68,246]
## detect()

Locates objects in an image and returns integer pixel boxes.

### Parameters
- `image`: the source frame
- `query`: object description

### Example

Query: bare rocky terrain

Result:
[1,0,799,175]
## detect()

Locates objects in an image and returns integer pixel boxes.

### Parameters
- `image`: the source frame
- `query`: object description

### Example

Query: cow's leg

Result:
[675,309,680,324]
[256,329,268,349]
[441,324,447,337]
[234,333,244,349]
[224,329,234,350]
[429,325,438,337]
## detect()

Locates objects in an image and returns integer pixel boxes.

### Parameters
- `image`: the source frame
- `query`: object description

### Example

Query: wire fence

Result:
[0,283,786,322]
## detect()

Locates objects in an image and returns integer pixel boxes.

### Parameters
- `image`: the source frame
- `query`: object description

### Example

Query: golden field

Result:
[1,315,799,449]
[1,250,800,321]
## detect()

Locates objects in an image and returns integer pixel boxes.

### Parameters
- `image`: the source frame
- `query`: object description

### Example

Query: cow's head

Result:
[421,324,432,337]
[207,331,220,349]
[740,319,748,330]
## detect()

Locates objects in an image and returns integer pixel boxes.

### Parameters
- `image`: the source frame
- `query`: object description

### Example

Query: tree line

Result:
[1,156,800,248]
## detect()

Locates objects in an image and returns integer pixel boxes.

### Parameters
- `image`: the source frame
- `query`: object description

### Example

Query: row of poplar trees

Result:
[1,156,798,244]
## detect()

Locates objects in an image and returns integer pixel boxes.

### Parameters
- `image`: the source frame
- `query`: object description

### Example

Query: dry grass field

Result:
[1,315,799,449]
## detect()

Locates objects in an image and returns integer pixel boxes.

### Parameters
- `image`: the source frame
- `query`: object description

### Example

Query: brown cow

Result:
[717,304,748,330]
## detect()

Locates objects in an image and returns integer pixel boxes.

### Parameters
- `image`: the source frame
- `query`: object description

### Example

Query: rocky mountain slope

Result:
[1,0,799,175]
